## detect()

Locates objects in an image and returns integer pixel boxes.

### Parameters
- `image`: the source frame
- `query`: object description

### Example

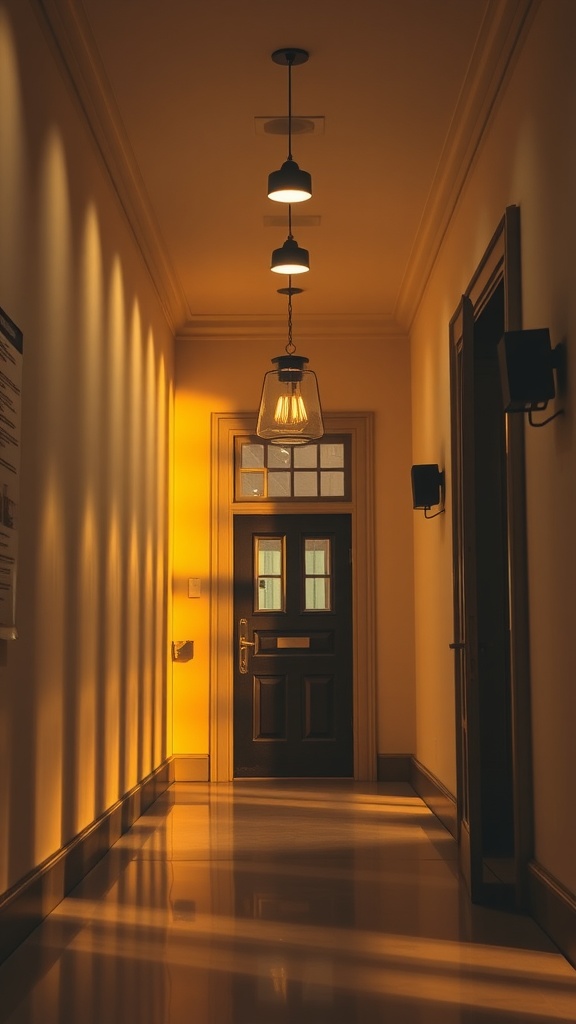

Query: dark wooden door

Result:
[233,513,353,778]
[450,287,516,907]
[451,293,484,901]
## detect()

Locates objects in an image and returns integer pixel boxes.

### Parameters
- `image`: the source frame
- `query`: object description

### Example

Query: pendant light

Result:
[256,283,324,445]
[267,48,312,204]
[270,204,310,274]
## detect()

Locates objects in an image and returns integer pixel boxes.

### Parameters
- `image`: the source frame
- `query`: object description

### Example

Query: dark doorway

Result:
[450,206,532,908]
[473,283,515,864]
[233,513,353,778]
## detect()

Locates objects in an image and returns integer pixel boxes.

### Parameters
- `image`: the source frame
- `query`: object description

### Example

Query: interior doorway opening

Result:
[450,206,533,910]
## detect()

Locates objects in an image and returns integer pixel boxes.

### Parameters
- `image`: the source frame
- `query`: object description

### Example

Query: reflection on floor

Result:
[0,781,575,1023]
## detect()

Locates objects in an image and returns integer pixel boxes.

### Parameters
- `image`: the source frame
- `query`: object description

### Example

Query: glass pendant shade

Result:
[256,354,324,445]
[267,159,312,203]
[271,236,310,274]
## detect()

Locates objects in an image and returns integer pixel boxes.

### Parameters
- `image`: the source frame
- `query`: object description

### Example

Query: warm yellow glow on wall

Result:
[34,469,65,860]
[173,337,415,766]
[80,203,104,456]
[104,509,122,803]
[126,515,142,789]
[0,0,174,900]
[76,497,98,829]
[41,129,73,330]
[0,9,26,891]
[31,126,73,862]
[101,256,127,806]
[172,388,221,754]
[107,256,127,478]
[154,350,170,764]
[0,8,26,299]
[165,369,175,757]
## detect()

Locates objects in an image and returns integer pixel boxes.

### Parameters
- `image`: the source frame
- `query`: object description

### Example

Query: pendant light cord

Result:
[287,53,293,161]
[286,276,295,354]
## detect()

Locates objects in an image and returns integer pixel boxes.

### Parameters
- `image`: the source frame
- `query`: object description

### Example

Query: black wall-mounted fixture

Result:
[498,328,564,427]
[411,464,445,519]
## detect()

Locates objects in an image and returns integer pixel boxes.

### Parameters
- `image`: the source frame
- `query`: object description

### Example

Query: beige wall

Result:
[173,332,416,764]
[411,0,576,894]
[0,0,173,895]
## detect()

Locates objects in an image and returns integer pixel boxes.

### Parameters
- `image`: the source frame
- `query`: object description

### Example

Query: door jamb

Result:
[210,411,377,782]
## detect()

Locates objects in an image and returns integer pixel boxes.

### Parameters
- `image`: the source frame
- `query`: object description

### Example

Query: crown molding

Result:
[176,313,405,345]
[32,0,190,334]
[395,0,539,331]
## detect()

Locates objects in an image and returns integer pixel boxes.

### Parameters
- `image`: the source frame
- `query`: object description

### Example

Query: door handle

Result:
[449,642,466,650]
[239,618,255,674]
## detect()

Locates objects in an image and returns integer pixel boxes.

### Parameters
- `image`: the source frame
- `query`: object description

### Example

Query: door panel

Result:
[450,284,517,907]
[233,514,353,778]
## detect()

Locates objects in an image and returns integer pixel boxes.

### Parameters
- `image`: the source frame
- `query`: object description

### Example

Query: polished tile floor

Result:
[1,781,575,1023]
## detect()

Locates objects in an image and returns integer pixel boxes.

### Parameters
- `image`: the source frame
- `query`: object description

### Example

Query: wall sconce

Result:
[498,328,565,427]
[411,464,445,519]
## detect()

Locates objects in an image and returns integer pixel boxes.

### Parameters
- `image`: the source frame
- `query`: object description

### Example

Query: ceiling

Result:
[45,0,533,341]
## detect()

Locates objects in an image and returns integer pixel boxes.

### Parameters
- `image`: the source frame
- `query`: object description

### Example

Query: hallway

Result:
[0,782,574,1023]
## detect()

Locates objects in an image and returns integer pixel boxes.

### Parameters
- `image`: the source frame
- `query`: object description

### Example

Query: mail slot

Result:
[256,631,333,654]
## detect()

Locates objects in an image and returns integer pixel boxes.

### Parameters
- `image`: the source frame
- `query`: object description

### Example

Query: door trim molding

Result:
[210,412,377,781]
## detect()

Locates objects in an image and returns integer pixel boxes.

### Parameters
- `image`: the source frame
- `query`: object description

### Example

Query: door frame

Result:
[449,205,534,907]
[210,411,377,782]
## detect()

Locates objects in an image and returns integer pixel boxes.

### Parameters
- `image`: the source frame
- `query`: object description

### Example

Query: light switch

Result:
[188,577,201,598]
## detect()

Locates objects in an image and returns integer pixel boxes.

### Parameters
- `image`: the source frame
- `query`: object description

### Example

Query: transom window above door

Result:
[235,435,351,502]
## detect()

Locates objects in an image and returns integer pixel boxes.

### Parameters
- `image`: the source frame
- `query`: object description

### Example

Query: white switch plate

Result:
[188,577,201,598]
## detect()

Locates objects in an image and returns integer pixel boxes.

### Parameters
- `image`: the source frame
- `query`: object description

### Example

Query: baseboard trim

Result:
[379,756,575,968]
[410,758,457,839]
[376,754,457,838]
[0,759,174,966]
[173,754,210,781]
[376,753,412,782]
[528,860,576,969]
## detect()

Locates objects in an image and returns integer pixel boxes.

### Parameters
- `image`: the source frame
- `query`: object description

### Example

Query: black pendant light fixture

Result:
[270,203,310,275]
[267,48,312,203]
[257,46,322,444]
[256,282,324,445]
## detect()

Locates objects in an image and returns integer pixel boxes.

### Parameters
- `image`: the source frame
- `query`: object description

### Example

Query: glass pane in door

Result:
[255,537,284,610]
[304,538,331,610]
